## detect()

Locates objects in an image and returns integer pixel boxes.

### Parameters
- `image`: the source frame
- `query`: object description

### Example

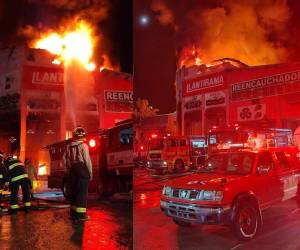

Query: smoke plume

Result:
[152,0,293,67]
[151,0,177,30]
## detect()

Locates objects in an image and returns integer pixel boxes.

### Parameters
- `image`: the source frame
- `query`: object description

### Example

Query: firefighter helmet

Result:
[5,154,14,162]
[73,125,86,139]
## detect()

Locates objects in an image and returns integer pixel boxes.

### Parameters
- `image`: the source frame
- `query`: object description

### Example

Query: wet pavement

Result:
[134,168,300,250]
[0,194,132,250]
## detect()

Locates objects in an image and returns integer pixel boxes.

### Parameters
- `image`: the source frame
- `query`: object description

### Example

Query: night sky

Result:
[134,0,300,114]
[134,0,177,114]
[0,0,132,74]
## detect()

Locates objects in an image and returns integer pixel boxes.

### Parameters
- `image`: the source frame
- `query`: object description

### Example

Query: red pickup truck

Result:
[161,146,300,240]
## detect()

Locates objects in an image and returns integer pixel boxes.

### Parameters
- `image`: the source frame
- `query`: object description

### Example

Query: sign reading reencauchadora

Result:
[105,91,133,102]
[104,90,133,113]
[231,70,300,100]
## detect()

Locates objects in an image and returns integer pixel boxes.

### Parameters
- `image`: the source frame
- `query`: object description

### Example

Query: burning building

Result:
[0,44,132,175]
[176,58,300,136]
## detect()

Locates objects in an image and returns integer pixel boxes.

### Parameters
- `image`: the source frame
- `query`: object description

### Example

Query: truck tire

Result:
[231,200,260,240]
[173,218,194,227]
[174,159,184,172]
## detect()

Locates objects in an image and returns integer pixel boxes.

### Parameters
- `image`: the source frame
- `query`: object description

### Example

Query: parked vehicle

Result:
[47,120,133,198]
[146,134,206,174]
[161,142,300,240]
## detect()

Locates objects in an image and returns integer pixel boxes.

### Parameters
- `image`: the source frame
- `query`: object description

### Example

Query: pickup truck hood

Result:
[167,173,244,190]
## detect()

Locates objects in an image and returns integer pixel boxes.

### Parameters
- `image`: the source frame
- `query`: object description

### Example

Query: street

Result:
[0,192,132,250]
[134,168,300,250]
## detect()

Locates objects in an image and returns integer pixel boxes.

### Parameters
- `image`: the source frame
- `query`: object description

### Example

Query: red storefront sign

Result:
[182,73,225,97]
[231,69,300,101]
[104,90,133,113]
[23,65,64,91]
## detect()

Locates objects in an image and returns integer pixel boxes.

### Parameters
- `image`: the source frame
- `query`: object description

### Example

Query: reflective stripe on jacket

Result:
[6,160,27,182]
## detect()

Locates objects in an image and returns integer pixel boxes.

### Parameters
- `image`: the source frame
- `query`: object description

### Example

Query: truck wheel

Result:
[174,159,184,172]
[62,179,71,200]
[231,201,259,240]
[173,219,194,227]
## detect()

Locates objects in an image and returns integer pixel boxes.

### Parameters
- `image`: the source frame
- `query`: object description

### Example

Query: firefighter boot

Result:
[23,202,31,213]
[69,206,76,220]
[0,204,8,213]
[9,204,19,214]
[77,215,90,222]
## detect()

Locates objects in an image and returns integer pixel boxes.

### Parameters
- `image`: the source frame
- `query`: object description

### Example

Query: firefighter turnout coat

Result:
[64,139,92,219]
[5,159,31,211]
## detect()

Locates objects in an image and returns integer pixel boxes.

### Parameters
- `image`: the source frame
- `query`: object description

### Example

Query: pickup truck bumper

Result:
[160,199,231,225]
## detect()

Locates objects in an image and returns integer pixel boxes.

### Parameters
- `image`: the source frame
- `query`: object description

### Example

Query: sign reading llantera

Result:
[232,70,300,93]
[105,91,133,102]
[32,71,64,85]
[185,75,224,94]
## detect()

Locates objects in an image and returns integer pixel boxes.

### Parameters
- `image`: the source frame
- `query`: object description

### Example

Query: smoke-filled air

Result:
[151,0,293,68]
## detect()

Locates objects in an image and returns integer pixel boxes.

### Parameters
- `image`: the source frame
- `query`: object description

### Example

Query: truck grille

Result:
[149,153,161,159]
[172,189,199,200]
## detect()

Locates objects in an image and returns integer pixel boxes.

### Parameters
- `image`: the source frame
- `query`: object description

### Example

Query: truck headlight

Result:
[202,190,223,201]
[163,161,168,167]
[162,186,172,196]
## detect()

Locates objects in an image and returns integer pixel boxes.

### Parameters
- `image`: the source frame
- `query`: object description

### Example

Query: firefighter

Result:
[5,155,31,214]
[0,151,8,213]
[25,158,38,199]
[64,125,92,221]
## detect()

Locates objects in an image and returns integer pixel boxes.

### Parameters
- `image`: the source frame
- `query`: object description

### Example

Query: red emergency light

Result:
[140,145,144,151]
[151,133,158,139]
[88,138,96,148]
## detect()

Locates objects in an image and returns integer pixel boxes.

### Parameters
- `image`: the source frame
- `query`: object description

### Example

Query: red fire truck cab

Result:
[47,120,133,198]
[146,134,206,174]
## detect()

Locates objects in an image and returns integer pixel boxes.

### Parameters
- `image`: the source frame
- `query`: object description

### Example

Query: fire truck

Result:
[47,120,133,198]
[160,135,300,240]
[146,133,206,174]
[207,124,294,155]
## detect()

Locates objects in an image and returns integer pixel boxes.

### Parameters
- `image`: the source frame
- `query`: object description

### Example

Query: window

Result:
[275,152,291,169]
[166,139,177,147]
[257,152,274,172]
[119,127,133,146]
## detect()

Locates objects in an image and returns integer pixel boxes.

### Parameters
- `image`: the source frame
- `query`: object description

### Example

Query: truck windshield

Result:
[200,153,255,175]
[209,131,248,145]
[209,132,237,144]
[148,138,164,150]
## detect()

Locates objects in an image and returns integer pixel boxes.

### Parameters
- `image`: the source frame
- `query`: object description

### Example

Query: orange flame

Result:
[34,20,96,71]
[179,46,204,68]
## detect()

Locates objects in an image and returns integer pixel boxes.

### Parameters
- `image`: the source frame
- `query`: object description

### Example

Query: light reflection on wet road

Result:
[0,200,132,250]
